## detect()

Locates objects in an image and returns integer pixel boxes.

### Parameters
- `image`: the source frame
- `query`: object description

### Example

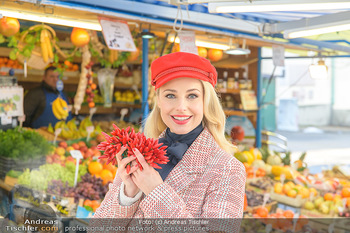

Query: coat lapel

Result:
[162,128,218,194]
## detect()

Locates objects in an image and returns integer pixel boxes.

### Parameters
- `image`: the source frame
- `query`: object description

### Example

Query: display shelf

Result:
[217,88,241,94]
[76,103,141,115]
[224,109,257,116]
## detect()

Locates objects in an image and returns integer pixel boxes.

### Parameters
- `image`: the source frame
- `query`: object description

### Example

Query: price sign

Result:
[86,126,95,142]
[53,128,62,144]
[178,31,198,55]
[70,150,83,187]
[98,17,136,51]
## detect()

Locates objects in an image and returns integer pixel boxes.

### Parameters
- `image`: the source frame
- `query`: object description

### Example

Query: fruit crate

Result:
[0,156,46,179]
[269,191,306,207]
[246,201,278,214]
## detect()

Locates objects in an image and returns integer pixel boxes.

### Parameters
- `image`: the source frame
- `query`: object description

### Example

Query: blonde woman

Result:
[92,52,246,232]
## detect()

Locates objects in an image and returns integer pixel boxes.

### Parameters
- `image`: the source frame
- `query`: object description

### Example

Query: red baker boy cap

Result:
[151,52,217,90]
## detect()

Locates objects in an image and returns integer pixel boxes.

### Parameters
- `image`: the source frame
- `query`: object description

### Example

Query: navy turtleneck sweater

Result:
[155,123,204,181]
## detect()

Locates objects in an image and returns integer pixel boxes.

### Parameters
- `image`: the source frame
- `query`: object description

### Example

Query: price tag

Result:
[70,150,83,160]
[120,108,128,122]
[98,17,136,51]
[53,128,62,144]
[1,115,12,125]
[253,166,257,179]
[178,31,198,55]
[70,150,83,187]
[89,107,97,121]
[262,193,270,207]
[86,126,95,142]
[280,173,286,186]
[18,115,26,128]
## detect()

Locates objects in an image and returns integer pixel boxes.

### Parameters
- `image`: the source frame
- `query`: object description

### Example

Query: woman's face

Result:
[157,77,204,135]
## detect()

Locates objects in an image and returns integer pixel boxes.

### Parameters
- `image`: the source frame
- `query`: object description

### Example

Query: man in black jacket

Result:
[23,66,71,128]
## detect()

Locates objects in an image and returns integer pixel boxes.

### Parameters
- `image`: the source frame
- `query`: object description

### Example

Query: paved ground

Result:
[275,126,350,167]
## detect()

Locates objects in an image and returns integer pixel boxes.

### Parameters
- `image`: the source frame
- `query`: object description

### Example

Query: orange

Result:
[324,192,334,201]
[283,183,292,195]
[83,199,92,207]
[207,49,223,62]
[256,206,269,218]
[341,187,350,198]
[283,210,294,219]
[90,83,97,90]
[103,163,117,176]
[90,200,100,212]
[88,161,103,175]
[64,60,72,67]
[287,189,297,198]
[100,169,113,185]
[299,187,310,199]
[309,187,318,198]
[71,27,90,47]
[88,102,95,108]
[274,182,283,194]
[197,47,207,58]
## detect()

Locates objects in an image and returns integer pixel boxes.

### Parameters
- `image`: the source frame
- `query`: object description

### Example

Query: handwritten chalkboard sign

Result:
[98,16,136,52]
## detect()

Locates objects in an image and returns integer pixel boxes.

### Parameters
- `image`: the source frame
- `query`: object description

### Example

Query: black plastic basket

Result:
[0,156,46,178]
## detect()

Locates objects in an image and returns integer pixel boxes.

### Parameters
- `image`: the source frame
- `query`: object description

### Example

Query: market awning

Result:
[3,0,350,54]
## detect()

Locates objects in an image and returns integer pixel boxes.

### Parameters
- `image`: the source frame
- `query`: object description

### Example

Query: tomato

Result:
[231,125,245,141]
[70,28,90,47]
[0,17,20,37]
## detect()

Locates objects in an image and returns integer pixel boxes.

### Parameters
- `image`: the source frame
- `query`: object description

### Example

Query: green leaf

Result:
[0,34,5,44]
[9,50,17,60]
[8,36,18,47]
[54,54,59,64]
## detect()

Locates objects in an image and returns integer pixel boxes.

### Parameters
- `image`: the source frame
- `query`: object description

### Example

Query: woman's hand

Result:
[130,148,164,195]
[115,146,139,197]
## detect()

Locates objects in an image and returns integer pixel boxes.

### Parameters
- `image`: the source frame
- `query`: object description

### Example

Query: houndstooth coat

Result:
[91,128,246,232]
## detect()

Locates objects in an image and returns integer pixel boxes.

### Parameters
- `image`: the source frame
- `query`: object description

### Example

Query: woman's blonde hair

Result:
[143,80,235,154]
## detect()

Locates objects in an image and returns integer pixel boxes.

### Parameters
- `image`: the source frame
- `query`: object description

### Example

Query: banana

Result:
[109,50,114,64]
[52,97,69,120]
[40,29,49,63]
[44,29,54,59]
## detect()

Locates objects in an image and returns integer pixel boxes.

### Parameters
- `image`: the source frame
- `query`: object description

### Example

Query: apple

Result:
[89,140,98,147]
[96,134,105,143]
[304,201,315,210]
[319,203,330,215]
[80,146,88,153]
[72,143,80,150]
[78,141,87,148]
[314,197,324,208]
[58,141,68,149]
[66,146,74,152]
[84,148,94,159]
[46,156,53,164]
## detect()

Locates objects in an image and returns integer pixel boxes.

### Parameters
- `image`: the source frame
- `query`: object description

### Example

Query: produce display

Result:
[0,127,53,160]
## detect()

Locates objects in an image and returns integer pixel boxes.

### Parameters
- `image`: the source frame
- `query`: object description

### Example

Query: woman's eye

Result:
[188,94,198,99]
[165,94,175,99]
